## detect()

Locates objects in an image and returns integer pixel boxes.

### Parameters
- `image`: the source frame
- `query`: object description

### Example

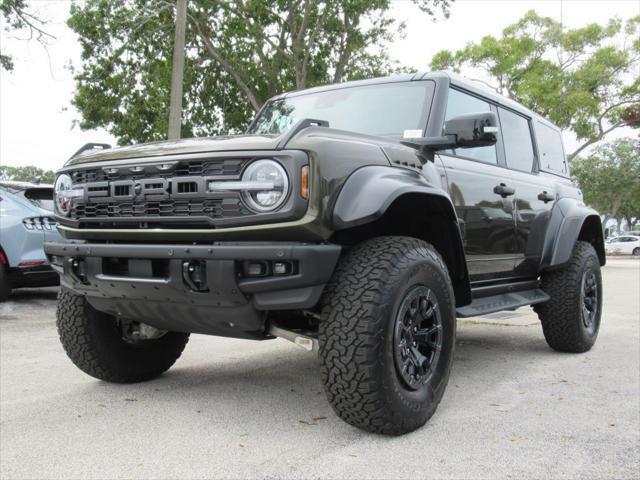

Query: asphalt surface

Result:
[1,259,638,479]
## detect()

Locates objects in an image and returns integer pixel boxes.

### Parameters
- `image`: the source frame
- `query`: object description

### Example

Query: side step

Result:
[456,289,550,318]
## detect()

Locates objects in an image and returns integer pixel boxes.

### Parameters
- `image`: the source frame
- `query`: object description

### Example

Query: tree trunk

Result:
[168,0,187,140]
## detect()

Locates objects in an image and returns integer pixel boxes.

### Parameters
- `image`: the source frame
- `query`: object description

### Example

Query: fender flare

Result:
[332,165,471,306]
[332,165,456,230]
[540,198,605,270]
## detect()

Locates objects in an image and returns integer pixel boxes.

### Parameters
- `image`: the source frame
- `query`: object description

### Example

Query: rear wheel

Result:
[318,236,456,435]
[633,247,640,256]
[535,241,602,353]
[57,289,190,383]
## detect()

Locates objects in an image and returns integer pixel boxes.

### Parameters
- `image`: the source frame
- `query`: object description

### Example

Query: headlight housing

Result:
[54,174,82,217]
[239,159,289,212]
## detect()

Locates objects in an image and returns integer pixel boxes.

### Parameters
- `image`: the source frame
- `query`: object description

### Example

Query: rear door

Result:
[497,109,556,278]
[438,88,518,282]
[498,112,564,277]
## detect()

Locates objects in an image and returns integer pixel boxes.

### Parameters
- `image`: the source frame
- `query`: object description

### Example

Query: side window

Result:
[499,108,535,173]
[534,122,567,175]
[444,89,497,165]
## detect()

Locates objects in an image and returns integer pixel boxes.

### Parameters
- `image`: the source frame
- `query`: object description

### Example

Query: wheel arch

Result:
[540,198,605,270]
[331,166,471,307]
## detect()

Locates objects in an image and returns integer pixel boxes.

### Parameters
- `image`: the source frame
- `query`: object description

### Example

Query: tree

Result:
[0,165,55,183]
[0,0,55,71]
[68,0,451,144]
[430,11,640,160]
[571,138,640,229]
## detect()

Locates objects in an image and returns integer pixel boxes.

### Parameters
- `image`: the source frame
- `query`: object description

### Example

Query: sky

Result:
[0,0,638,172]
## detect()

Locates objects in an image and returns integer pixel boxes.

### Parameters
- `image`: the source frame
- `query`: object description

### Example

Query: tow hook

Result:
[68,258,89,285]
[182,260,208,292]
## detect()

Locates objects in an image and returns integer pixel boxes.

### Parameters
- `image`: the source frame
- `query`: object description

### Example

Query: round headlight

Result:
[54,174,73,216]
[241,160,289,212]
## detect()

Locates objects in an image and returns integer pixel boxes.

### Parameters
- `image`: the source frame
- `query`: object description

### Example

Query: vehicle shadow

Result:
[75,324,556,438]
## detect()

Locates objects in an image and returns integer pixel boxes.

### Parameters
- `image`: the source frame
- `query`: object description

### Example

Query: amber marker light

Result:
[300,165,309,199]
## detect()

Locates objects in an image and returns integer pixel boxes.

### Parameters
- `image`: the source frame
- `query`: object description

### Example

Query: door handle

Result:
[493,183,515,198]
[537,191,555,203]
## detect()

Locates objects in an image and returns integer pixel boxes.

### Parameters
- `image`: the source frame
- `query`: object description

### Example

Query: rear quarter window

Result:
[22,188,55,211]
[534,122,567,175]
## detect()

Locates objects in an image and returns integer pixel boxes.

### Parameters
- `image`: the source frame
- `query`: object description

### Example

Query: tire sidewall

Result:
[379,249,456,418]
[579,252,603,342]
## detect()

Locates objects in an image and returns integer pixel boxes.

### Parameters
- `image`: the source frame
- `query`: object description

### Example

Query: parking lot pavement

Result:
[1,259,638,480]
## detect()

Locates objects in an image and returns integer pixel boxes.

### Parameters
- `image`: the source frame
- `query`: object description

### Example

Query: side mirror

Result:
[443,112,498,148]
[401,111,499,158]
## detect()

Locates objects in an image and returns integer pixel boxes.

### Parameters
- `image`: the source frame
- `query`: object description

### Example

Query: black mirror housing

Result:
[401,111,498,159]
[443,111,498,148]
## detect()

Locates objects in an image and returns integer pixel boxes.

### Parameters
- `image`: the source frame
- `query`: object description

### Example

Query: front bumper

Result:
[44,241,341,339]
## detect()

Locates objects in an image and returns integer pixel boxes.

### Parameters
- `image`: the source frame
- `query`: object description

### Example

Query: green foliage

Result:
[0,165,55,184]
[68,0,450,144]
[571,138,640,224]
[430,11,640,159]
[1,0,55,71]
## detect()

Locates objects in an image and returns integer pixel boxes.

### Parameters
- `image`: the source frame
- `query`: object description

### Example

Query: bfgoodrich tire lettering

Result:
[318,236,456,435]
[57,289,190,383]
[535,241,602,353]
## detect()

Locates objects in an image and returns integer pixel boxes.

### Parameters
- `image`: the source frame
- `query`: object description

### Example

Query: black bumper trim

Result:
[44,241,341,338]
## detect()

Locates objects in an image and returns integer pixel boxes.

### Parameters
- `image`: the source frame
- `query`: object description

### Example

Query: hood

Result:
[66,134,282,166]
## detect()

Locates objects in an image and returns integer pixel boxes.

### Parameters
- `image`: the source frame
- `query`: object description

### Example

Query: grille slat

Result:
[71,159,246,185]
[70,199,243,220]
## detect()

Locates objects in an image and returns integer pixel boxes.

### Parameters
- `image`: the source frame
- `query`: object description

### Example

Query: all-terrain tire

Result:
[534,241,602,353]
[318,236,456,435]
[0,266,11,302]
[57,289,190,383]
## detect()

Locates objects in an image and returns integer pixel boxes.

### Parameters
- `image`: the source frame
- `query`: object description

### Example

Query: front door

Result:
[438,88,518,282]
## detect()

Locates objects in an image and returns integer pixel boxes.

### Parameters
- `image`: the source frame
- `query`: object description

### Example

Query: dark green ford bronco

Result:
[46,72,605,435]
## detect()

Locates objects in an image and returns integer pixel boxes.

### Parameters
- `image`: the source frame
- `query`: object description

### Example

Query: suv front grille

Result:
[68,158,253,225]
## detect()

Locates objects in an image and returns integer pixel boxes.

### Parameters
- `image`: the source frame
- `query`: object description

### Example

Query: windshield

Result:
[249,80,435,138]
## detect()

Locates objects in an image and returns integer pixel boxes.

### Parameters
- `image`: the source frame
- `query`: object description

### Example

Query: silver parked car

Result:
[0,181,62,300]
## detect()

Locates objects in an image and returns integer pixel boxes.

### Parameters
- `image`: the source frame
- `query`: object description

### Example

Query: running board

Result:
[456,289,550,318]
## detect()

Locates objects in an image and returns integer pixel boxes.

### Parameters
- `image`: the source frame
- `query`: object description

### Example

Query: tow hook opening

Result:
[68,258,89,285]
[182,260,209,292]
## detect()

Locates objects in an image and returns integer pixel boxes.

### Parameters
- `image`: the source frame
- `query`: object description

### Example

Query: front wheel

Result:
[318,237,456,435]
[535,241,602,353]
[57,289,190,383]
[633,247,640,256]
